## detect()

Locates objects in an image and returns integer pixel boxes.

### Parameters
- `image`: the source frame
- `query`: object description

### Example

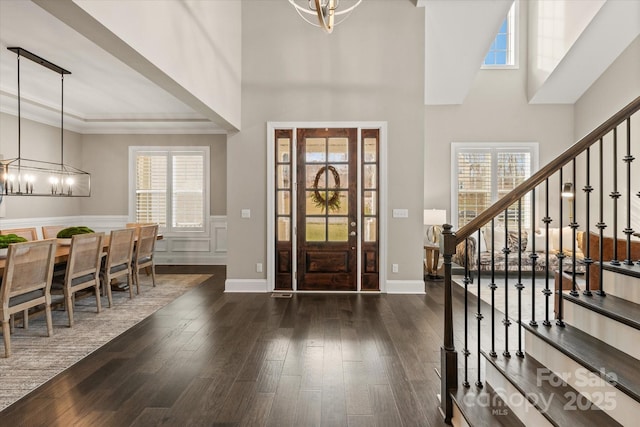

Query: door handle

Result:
[350,231,357,236]
[351,221,357,227]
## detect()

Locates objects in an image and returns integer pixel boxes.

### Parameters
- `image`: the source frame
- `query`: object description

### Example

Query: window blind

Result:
[136,153,167,227]
[172,153,204,229]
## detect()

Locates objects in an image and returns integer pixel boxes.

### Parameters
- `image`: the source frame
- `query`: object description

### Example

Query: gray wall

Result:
[80,133,227,216]
[227,0,426,282]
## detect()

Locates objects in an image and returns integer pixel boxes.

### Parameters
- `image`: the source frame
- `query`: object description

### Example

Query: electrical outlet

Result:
[256,263,263,273]
[392,263,398,273]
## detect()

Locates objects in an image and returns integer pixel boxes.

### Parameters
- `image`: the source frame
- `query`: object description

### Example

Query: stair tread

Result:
[562,291,640,330]
[603,262,640,278]
[522,322,640,403]
[482,350,622,427]
[451,385,525,427]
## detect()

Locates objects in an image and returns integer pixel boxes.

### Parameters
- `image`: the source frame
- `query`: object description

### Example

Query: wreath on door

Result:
[311,165,341,212]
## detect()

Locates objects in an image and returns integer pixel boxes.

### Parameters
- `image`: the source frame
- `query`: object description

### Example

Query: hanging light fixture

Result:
[288,0,362,33]
[1,47,90,197]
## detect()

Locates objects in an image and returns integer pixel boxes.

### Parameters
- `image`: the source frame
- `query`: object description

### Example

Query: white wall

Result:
[227,0,425,286]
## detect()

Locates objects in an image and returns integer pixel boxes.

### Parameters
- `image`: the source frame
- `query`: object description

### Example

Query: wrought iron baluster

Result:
[611,127,621,266]
[463,238,470,388]
[583,147,593,296]
[570,159,579,297]
[623,118,635,265]
[476,228,483,388]
[542,179,552,326]
[503,209,511,357]
[530,188,539,327]
[489,218,497,357]
[596,138,607,296]
[516,199,524,357]
[556,169,566,327]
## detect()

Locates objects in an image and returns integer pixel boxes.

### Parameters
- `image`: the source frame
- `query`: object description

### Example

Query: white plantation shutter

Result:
[452,143,537,229]
[172,153,204,229]
[132,147,208,233]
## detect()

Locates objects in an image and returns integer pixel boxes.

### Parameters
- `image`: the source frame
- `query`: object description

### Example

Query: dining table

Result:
[0,233,162,277]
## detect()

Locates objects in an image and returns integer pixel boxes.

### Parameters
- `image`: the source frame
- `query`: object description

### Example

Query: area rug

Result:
[0,273,211,411]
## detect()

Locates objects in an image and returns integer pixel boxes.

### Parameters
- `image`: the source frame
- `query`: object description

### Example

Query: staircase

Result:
[439,96,640,426]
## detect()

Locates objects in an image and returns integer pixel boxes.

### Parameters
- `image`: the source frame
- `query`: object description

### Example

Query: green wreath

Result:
[311,165,341,212]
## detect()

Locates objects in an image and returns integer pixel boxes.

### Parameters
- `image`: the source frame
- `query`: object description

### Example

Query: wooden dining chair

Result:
[42,225,66,239]
[132,224,158,294]
[0,227,38,241]
[53,233,104,327]
[100,228,135,308]
[0,239,57,357]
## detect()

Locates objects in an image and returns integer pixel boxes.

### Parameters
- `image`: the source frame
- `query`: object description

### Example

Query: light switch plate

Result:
[392,209,409,218]
[241,209,251,218]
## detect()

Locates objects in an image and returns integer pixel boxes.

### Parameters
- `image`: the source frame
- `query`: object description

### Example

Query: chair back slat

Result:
[0,228,38,241]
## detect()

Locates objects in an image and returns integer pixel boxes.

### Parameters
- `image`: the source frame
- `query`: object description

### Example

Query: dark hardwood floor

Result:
[0,267,448,426]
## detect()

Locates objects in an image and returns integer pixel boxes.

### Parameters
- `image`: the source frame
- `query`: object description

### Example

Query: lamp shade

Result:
[561,182,574,198]
[423,209,446,225]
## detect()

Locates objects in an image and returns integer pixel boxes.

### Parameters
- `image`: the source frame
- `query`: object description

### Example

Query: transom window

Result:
[452,142,538,229]
[129,146,209,233]
[483,1,517,67]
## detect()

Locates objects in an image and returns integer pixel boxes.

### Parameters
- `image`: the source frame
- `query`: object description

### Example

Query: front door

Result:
[296,128,357,290]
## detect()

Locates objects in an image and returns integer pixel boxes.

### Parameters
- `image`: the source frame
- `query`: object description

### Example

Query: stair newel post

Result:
[583,147,593,296]
[476,228,484,388]
[623,117,635,266]
[516,199,524,358]
[610,127,621,266]
[556,169,566,327]
[441,224,458,424]
[570,159,579,297]
[542,179,552,327]
[462,238,470,388]
[489,218,498,357]
[530,188,539,327]
[502,209,511,358]
[596,138,607,296]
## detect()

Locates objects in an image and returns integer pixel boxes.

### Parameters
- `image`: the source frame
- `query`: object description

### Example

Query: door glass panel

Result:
[277,217,290,241]
[364,191,377,215]
[363,137,377,162]
[306,138,326,163]
[307,165,326,189]
[328,217,348,241]
[364,165,377,189]
[328,137,349,162]
[277,138,291,162]
[277,191,290,215]
[306,191,326,214]
[364,217,377,242]
[327,191,348,215]
[306,217,326,241]
[277,165,291,189]
[331,164,348,189]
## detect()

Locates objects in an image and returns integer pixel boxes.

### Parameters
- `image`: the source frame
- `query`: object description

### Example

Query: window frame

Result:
[451,142,538,229]
[128,146,210,236]
[481,1,519,69]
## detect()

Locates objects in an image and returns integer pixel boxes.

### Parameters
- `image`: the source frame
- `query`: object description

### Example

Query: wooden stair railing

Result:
[439,95,640,424]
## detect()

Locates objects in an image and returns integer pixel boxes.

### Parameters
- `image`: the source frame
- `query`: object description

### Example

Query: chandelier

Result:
[1,47,90,198]
[288,0,362,33]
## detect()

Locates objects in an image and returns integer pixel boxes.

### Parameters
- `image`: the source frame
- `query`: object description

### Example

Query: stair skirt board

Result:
[452,403,471,427]
[563,298,640,360]
[602,270,640,305]
[484,360,553,427]
[525,330,639,427]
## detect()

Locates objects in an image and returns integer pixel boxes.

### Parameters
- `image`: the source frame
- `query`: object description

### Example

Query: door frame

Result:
[267,121,388,292]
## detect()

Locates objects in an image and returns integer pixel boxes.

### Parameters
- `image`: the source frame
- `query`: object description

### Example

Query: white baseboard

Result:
[225,279,268,293]
[385,280,426,294]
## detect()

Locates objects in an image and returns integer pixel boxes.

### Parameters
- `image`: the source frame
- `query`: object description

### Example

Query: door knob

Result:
[350,231,357,236]
[351,222,356,227]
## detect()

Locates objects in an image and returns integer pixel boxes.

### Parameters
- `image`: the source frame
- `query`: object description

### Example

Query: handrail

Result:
[453,95,640,244]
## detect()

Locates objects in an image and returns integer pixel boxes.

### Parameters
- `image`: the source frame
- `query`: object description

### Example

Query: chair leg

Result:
[2,319,11,357]
[103,277,113,308]
[134,269,141,295]
[95,284,102,313]
[23,309,28,329]
[128,272,134,299]
[45,302,54,337]
[65,291,74,328]
[150,264,156,287]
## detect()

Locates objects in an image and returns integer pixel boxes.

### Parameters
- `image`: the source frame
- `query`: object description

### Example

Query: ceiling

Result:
[0,0,223,134]
[1,0,638,135]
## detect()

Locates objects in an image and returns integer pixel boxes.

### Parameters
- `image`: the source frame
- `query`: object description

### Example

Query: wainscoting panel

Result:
[0,215,227,265]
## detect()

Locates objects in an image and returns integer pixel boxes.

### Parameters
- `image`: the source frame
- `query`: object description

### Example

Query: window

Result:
[451,143,538,229]
[129,146,209,233]
[483,1,517,67]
